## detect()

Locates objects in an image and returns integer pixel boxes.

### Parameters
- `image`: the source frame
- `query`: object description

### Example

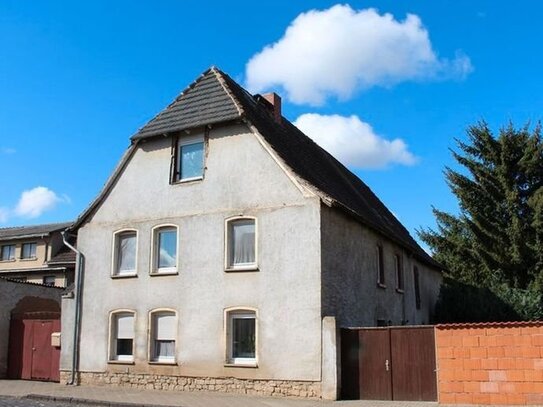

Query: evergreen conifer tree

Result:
[419,122,543,321]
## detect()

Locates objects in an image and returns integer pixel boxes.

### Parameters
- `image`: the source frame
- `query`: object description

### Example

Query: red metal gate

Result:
[8,317,60,382]
[341,326,437,401]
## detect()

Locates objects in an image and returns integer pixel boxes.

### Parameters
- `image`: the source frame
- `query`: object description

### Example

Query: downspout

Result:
[62,231,83,385]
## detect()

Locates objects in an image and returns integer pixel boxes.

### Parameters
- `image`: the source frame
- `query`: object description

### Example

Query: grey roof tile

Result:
[48,245,76,264]
[0,221,73,240]
[132,68,242,140]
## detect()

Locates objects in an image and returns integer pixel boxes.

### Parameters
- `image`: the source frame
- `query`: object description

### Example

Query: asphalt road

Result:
[0,396,108,407]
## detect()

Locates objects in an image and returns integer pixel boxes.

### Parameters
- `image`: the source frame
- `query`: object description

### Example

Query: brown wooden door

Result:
[7,319,25,379]
[390,327,437,401]
[7,318,60,382]
[359,329,392,400]
[340,326,437,401]
[31,321,53,380]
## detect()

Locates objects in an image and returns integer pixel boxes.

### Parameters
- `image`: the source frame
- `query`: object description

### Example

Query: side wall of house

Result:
[0,279,62,377]
[320,205,442,328]
[61,123,324,397]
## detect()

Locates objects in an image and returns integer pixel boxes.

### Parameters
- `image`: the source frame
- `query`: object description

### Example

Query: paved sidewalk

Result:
[0,380,439,407]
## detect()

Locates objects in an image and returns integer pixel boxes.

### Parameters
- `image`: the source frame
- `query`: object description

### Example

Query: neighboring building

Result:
[61,67,442,399]
[0,222,75,287]
[0,277,63,381]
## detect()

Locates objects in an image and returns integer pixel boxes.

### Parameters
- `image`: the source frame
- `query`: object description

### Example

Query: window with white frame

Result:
[227,310,256,365]
[0,244,15,261]
[110,312,135,362]
[113,231,137,276]
[152,226,177,274]
[21,242,37,259]
[175,135,204,182]
[226,218,256,270]
[150,311,176,363]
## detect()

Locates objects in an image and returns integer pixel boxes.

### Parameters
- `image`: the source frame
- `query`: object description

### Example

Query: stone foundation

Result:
[60,371,321,399]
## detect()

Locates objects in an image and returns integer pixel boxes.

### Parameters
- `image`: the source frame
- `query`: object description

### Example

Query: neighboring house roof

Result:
[0,221,73,241]
[48,245,77,264]
[74,67,440,269]
[0,275,64,289]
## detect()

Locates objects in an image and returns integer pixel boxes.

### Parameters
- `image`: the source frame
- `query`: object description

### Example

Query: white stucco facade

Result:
[64,123,323,383]
[61,121,442,398]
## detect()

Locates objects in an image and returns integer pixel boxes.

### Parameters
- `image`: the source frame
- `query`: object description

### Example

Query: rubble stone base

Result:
[59,371,321,399]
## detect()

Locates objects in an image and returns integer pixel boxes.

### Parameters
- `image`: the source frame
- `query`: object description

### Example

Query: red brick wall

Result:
[436,322,543,405]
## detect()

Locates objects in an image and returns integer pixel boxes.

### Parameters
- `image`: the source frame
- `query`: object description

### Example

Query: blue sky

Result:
[1,1,542,247]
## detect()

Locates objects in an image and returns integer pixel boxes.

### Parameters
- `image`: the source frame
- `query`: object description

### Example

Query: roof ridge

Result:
[211,68,245,117]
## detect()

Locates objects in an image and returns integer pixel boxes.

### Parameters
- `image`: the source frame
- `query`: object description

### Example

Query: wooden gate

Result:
[8,317,61,382]
[341,326,437,401]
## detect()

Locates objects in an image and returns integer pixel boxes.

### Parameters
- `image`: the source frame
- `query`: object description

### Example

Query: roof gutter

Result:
[0,233,49,241]
[61,231,83,386]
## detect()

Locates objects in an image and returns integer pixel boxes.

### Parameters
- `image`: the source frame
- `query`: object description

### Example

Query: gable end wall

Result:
[65,122,324,385]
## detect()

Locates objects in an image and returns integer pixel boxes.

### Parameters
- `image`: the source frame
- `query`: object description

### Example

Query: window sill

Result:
[174,176,203,185]
[108,360,135,365]
[225,265,259,273]
[0,259,16,263]
[150,270,178,277]
[111,273,138,279]
[19,258,38,262]
[377,283,387,289]
[148,361,177,366]
[396,288,405,294]
[224,362,258,368]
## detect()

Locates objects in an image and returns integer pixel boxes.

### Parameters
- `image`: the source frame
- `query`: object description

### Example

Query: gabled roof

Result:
[78,67,440,269]
[0,221,73,241]
[132,68,242,140]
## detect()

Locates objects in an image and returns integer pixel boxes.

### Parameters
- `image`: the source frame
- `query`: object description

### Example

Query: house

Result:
[61,67,442,399]
[0,222,75,287]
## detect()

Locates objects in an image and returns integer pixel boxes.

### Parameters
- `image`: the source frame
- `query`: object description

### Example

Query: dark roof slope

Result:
[48,245,76,264]
[93,67,438,269]
[0,221,73,240]
[219,73,439,268]
[132,69,242,140]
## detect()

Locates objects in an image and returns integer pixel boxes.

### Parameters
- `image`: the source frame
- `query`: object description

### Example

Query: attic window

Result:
[175,135,204,182]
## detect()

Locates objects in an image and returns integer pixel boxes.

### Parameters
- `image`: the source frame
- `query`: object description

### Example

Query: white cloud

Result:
[294,113,417,169]
[1,147,16,154]
[14,186,65,218]
[246,5,473,105]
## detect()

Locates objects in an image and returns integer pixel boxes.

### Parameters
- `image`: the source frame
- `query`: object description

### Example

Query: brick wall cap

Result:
[436,321,543,329]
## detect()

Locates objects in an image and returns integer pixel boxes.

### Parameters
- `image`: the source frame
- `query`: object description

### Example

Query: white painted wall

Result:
[67,123,323,381]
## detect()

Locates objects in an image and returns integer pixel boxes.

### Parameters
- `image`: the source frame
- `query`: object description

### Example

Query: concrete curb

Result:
[24,393,180,407]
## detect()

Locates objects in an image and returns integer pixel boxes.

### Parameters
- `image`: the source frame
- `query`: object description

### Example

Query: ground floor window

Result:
[227,310,256,365]
[150,310,176,363]
[110,311,135,362]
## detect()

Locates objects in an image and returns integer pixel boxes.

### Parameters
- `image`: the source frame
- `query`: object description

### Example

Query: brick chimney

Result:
[262,93,282,123]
